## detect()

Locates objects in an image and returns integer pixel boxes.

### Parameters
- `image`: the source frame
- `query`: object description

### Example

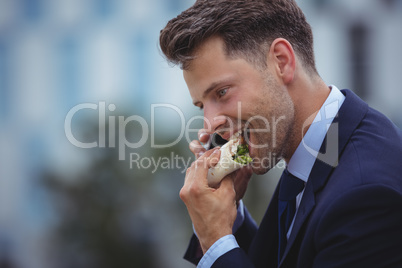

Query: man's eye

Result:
[218,88,228,97]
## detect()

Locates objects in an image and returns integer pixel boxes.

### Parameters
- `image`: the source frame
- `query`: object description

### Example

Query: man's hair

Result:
[159,0,317,73]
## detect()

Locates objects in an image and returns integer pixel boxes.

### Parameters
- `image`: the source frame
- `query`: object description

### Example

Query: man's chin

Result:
[250,155,279,175]
[236,165,253,181]
[251,164,271,175]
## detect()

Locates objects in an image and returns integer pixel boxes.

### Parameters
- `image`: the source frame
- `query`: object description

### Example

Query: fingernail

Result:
[197,152,204,158]
[199,133,209,140]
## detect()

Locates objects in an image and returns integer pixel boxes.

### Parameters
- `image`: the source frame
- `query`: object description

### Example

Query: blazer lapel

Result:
[249,188,281,268]
[279,178,315,266]
[279,89,368,265]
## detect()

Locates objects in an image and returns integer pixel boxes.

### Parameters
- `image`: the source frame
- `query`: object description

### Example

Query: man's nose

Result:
[203,106,227,133]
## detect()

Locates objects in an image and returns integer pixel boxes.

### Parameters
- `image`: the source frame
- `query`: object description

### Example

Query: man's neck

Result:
[283,77,330,163]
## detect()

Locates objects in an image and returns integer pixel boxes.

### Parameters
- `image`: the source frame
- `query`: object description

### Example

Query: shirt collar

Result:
[287,85,345,182]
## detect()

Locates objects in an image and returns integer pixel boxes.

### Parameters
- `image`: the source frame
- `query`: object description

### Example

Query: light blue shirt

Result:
[196,86,345,268]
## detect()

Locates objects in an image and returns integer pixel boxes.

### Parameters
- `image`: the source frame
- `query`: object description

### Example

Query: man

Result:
[159,0,402,267]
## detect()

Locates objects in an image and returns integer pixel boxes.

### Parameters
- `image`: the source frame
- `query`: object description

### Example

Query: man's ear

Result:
[268,38,296,84]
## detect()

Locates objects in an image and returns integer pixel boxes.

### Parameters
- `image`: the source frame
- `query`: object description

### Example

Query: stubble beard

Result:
[249,75,295,175]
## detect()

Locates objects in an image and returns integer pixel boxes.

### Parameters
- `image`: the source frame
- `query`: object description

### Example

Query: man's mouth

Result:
[243,128,253,159]
[228,130,252,165]
[211,127,252,153]
[216,128,250,146]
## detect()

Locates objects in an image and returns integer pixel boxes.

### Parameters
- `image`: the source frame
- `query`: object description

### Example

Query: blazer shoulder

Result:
[337,90,402,188]
[347,107,402,186]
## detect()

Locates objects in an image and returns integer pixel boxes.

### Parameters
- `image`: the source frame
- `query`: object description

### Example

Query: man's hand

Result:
[180,149,237,253]
[189,130,253,203]
[180,131,253,253]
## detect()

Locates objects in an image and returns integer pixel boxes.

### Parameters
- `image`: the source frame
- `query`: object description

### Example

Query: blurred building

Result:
[299,0,402,127]
[0,0,401,268]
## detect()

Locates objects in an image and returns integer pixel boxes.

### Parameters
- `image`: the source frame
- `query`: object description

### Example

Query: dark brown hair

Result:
[159,0,317,73]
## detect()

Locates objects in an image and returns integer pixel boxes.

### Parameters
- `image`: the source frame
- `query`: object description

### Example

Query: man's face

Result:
[183,37,295,174]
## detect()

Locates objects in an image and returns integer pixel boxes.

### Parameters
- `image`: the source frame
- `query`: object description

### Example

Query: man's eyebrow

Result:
[193,79,232,105]
[202,81,221,99]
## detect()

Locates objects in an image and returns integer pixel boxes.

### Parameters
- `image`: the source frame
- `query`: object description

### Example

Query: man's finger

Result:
[198,129,211,144]
[183,149,215,185]
[188,148,219,177]
[205,149,221,168]
[194,148,220,170]
[190,140,206,158]
[186,149,221,188]
[217,176,236,197]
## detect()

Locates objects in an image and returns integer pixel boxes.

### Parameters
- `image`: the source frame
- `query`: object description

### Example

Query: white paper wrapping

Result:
[207,139,246,186]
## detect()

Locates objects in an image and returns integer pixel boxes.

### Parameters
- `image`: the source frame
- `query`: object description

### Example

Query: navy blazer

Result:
[184,89,402,267]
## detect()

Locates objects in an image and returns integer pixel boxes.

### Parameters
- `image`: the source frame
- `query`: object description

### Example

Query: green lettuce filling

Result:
[233,144,253,165]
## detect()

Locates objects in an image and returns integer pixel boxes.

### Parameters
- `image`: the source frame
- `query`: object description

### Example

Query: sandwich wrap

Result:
[207,133,252,186]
